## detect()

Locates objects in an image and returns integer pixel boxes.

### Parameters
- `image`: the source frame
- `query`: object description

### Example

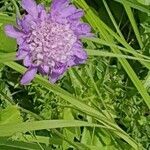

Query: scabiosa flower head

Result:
[5,0,92,84]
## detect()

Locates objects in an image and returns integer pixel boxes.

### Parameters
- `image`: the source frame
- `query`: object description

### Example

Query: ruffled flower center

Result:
[26,20,77,67]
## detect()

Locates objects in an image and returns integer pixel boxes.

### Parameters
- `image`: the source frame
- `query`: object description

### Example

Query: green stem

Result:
[11,0,21,18]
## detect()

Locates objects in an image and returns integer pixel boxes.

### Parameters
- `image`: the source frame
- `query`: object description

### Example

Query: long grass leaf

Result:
[123,2,143,48]
[86,49,150,62]
[114,0,150,14]
[0,120,107,137]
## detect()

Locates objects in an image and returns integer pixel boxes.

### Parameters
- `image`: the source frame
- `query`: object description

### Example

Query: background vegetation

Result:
[0,0,150,149]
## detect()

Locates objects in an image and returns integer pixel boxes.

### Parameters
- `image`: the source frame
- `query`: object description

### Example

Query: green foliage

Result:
[0,0,150,150]
[0,106,22,125]
[137,0,150,5]
[0,14,17,52]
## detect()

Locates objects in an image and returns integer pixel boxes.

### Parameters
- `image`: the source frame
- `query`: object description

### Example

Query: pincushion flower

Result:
[5,0,92,84]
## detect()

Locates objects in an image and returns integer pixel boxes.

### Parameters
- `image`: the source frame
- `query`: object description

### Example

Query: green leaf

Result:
[0,137,47,150]
[62,109,79,150]
[0,106,22,125]
[0,120,104,137]
[86,49,150,63]
[0,13,17,53]
[19,135,62,146]
[81,128,92,145]
[137,0,150,5]
[114,0,150,14]
[0,52,16,63]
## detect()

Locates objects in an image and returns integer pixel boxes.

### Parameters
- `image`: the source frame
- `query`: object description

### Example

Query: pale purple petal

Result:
[22,0,38,18]
[60,5,76,18]
[19,15,36,32]
[37,4,45,12]
[51,2,83,23]
[5,25,24,38]
[16,49,28,60]
[76,57,86,64]
[68,10,84,20]
[19,41,29,50]
[17,37,25,45]
[68,52,87,67]
[21,67,37,85]
[74,49,87,60]
[67,55,87,67]
[71,42,87,62]
[51,0,69,11]
[67,57,76,66]
[50,64,67,83]
[40,10,47,21]
[36,4,47,21]
[72,41,83,49]
[50,0,70,22]
[74,23,92,37]
[23,55,32,67]
[39,65,49,74]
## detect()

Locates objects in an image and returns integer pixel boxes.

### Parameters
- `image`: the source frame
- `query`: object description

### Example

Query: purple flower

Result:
[5,0,92,84]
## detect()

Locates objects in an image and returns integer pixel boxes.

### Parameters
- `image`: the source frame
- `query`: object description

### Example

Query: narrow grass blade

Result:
[114,0,150,14]
[86,49,150,62]
[84,38,150,61]
[0,137,43,150]
[123,2,143,48]
[0,120,106,137]
[102,0,124,39]
[0,52,16,62]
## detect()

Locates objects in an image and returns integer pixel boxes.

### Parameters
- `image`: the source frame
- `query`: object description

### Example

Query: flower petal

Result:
[74,48,87,60]
[50,64,67,83]
[37,4,45,13]
[19,41,29,50]
[18,15,33,32]
[23,55,32,67]
[60,5,76,18]
[39,65,49,74]
[20,67,37,85]
[51,0,69,11]
[71,42,87,64]
[74,23,92,37]
[40,10,47,21]
[36,4,47,21]
[74,53,87,64]
[67,57,76,66]
[68,9,84,20]
[22,0,38,18]
[5,25,24,39]
[16,49,28,60]
[51,0,70,22]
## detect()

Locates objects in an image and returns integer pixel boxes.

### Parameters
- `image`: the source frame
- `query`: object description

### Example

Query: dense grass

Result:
[0,0,150,149]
